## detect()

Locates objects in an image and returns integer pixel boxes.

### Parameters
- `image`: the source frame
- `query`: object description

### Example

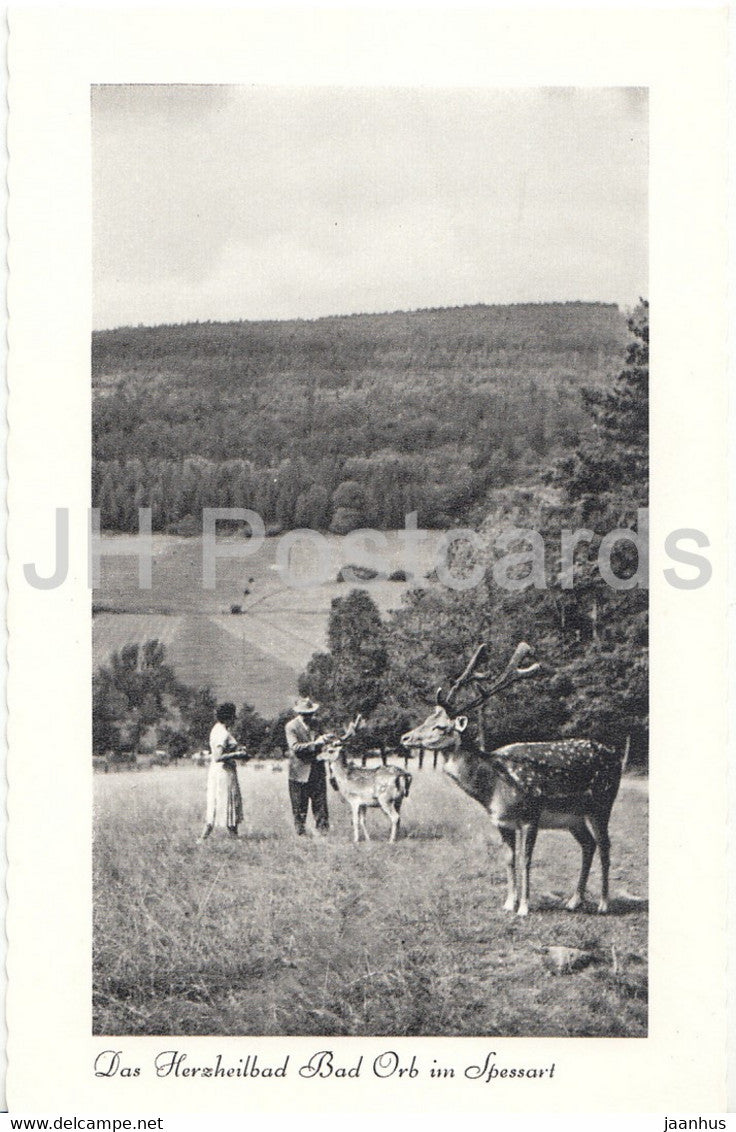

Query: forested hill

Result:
[92,302,629,532]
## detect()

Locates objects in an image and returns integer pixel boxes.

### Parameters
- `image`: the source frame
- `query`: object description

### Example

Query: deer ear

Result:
[454,715,469,732]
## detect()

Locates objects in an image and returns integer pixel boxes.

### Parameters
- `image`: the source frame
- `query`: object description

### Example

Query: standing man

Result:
[285,697,329,836]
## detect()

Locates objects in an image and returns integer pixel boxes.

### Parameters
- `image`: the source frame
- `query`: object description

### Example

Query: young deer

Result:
[318,716,412,843]
[401,644,626,916]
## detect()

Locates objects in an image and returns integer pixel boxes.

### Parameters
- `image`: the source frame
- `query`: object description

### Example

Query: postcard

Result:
[6,5,730,1116]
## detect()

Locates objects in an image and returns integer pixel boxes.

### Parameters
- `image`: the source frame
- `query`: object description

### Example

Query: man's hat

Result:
[293,696,320,715]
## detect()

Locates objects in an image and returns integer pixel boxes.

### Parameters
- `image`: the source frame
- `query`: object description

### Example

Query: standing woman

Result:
[199,702,246,840]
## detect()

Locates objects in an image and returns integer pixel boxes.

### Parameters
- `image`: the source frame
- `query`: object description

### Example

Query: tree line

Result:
[92,302,628,532]
[92,450,490,534]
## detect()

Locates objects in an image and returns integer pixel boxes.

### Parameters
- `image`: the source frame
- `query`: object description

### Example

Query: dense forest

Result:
[92,302,628,531]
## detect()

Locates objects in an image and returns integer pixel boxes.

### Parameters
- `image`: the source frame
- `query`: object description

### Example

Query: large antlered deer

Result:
[317,715,412,843]
[400,643,626,916]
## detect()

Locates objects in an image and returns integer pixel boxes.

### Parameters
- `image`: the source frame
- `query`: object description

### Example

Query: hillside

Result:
[92,302,629,532]
[92,531,443,717]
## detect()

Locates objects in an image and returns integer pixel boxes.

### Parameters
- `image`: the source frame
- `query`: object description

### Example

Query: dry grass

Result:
[94,764,647,1037]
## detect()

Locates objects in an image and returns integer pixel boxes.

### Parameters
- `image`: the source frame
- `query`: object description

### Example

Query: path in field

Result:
[212,610,326,675]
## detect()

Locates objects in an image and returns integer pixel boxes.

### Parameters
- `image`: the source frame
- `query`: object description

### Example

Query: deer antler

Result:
[438,642,541,713]
[437,643,488,709]
[483,642,541,696]
[340,713,366,740]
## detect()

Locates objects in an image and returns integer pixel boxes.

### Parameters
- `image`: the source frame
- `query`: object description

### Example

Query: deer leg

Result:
[350,803,362,843]
[585,814,611,913]
[498,827,517,912]
[359,805,371,842]
[566,822,596,911]
[517,822,538,917]
[377,794,398,842]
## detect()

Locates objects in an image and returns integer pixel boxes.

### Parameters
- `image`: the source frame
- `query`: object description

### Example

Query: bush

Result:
[332,480,367,511]
[336,564,379,583]
[329,507,363,535]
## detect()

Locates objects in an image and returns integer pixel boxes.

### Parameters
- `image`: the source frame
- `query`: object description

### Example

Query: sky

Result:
[92,85,647,330]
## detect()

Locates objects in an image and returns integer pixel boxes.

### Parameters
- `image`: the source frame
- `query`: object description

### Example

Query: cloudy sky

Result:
[92,85,647,329]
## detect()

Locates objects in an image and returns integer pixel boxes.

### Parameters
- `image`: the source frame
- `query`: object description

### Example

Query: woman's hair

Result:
[216,702,237,725]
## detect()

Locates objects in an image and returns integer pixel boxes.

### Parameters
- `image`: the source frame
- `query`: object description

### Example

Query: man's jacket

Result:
[284,716,325,783]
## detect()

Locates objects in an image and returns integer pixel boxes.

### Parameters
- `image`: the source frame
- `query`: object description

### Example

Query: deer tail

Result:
[399,771,412,798]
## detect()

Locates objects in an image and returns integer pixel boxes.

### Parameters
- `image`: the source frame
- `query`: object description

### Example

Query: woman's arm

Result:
[214,730,242,761]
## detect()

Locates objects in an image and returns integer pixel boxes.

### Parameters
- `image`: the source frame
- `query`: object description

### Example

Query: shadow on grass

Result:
[606,895,649,916]
[403,826,457,841]
[324,827,455,843]
[101,955,294,1005]
[535,892,648,916]
[190,831,282,846]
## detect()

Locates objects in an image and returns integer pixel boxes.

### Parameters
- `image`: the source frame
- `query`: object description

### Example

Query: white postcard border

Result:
[6,5,730,1113]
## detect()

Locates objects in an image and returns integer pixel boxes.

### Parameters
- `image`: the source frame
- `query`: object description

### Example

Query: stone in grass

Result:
[545,945,595,974]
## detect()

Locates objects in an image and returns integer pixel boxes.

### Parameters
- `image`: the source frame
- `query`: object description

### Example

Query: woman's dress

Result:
[206,722,244,827]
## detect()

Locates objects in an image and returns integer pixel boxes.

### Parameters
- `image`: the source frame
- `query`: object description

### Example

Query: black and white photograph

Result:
[91,84,649,1038]
[7,5,733,1118]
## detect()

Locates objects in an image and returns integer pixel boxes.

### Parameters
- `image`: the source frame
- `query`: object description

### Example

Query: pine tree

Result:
[235,702,270,753]
[561,300,648,504]
[300,590,389,722]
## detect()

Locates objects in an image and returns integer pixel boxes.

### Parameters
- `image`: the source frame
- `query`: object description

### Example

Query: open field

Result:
[93,532,441,715]
[94,764,647,1037]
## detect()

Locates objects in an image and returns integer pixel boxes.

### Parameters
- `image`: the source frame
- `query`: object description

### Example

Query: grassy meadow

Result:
[94,763,647,1038]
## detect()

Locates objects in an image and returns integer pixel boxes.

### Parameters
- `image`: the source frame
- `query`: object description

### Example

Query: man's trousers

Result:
[288,764,329,834]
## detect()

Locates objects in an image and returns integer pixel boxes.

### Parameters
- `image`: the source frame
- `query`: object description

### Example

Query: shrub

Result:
[329,507,363,535]
[332,480,367,511]
[336,564,379,583]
